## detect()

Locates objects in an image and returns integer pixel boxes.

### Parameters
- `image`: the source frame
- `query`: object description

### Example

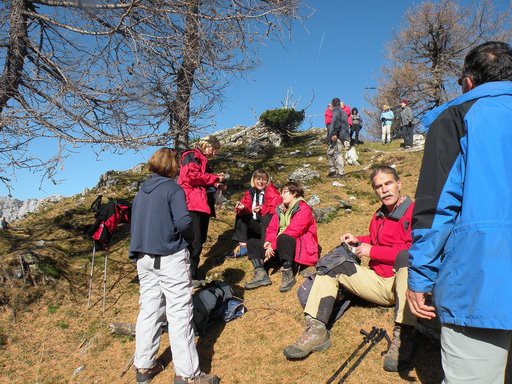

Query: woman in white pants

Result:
[380,104,394,144]
[129,148,219,384]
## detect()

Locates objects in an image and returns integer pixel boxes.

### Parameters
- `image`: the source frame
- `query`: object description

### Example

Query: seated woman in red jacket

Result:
[230,169,282,258]
[245,181,319,293]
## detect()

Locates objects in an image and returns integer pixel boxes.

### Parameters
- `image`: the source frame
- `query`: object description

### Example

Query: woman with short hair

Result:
[245,181,319,293]
[130,147,219,384]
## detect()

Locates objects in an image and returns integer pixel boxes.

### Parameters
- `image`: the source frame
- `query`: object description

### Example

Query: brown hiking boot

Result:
[244,267,271,290]
[136,363,164,384]
[283,317,331,359]
[383,323,415,372]
[174,372,220,384]
[279,268,296,293]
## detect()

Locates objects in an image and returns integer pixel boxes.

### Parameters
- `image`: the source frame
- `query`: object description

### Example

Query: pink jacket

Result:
[342,104,353,126]
[324,107,332,126]
[236,182,282,217]
[178,148,220,215]
[265,200,319,266]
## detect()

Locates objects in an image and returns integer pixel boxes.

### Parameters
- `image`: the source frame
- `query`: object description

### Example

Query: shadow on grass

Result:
[197,322,227,374]
[198,227,235,279]
[403,333,443,383]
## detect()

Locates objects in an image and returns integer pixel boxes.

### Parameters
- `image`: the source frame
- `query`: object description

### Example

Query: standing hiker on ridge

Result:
[326,98,350,179]
[283,166,416,372]
[399,100,414,149]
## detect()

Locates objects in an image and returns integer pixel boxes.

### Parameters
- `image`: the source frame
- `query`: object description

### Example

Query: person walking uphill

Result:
[129,148,219,384]
[327,98,350,178]
[407,41,512,384]
[284,166,416,372]
[244,182,319,293]
[178,137,225,280]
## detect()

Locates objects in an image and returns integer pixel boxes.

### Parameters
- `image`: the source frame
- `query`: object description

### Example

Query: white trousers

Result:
[441,324,512,384]
[382,124,391,143]
[134,249,200,378]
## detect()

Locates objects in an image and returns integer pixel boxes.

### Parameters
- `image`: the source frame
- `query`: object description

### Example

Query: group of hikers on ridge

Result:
[127,41,512,384]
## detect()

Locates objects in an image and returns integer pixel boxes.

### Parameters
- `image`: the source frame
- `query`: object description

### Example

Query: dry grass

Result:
[0,132,443,384]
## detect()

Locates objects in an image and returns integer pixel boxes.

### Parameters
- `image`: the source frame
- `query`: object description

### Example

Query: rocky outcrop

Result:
[0,196,62,223]
[213,122,283,158]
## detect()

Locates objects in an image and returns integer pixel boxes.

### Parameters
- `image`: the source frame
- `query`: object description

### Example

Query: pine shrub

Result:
[259,107,305,139]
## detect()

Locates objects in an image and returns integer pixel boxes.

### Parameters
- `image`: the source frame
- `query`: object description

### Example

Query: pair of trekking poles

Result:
[326,326,391,384]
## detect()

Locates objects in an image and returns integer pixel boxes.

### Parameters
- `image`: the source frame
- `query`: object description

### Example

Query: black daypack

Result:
[192,281,245,336]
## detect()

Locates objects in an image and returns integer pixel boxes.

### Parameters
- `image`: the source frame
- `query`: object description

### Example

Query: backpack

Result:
[192,281,245,336]
[90,199,131,249]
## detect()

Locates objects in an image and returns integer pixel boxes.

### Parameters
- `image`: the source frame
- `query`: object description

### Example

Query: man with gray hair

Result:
[407,41,512,383]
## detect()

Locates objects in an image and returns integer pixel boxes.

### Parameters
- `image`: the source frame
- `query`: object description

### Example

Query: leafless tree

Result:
[364,0,511,139]
[0,0,309,190]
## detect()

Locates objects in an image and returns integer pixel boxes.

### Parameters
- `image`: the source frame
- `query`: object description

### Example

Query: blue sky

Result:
[1,0,506,200]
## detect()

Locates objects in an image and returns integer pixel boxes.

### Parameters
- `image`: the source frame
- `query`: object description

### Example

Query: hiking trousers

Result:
[135,249,201,378]
[304,261,416,326]
[382,124,391,143]
[188,211,210,279]
[232,213,272,243]
[327,139,344,176]
[247,233,296,267]
[441,325,512,384]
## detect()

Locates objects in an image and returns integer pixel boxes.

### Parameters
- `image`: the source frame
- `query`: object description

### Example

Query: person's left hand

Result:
[406,289,437,320]
[355,243,372,258]
[252,205,262,213]
[264,246,275,262]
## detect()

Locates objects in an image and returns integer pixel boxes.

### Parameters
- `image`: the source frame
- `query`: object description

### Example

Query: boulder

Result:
[288,168,320,183]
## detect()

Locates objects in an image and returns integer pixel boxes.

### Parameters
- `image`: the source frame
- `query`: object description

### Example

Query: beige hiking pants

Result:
[304,264,416,326]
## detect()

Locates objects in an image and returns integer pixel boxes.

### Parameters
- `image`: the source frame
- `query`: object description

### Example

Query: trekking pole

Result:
[325,327,378,384]
[338,328,389,383]
[87,245,96,309]
[102,248,109,312]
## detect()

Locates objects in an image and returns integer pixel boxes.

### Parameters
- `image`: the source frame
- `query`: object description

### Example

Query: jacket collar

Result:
[376,196,412,220]
[423,81,512,128]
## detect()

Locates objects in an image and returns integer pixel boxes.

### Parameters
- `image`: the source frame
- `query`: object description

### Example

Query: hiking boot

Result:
[136,363,164,384]
[244,267,271,290]
[174,372,220,384]
[383,323,415,372]
[283,317,331,359]
[279,268,296,293]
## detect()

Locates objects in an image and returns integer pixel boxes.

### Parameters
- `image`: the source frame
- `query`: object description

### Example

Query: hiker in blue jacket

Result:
[407,41,512,383]
[129,148,219,384]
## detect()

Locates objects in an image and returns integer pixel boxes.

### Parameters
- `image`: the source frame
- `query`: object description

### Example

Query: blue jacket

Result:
[408,81,512,329]
[129,174,193,259]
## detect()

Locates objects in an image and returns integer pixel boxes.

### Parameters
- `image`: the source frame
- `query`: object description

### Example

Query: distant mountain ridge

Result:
[0,195,63,223]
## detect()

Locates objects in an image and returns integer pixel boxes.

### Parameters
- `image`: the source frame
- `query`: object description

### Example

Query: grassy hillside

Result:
[0,130,442,384]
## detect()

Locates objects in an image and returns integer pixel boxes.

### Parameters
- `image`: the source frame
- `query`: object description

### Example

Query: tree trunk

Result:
[171,0,200,149]
[0,0,28,118]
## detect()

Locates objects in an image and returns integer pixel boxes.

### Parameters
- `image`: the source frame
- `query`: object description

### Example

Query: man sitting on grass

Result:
[283,166,416,372]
